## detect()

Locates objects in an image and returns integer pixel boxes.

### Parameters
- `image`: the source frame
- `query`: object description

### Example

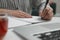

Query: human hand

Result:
[39,4,53,20]
[8,10,32,18]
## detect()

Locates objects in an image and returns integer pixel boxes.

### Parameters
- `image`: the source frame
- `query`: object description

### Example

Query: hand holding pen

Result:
[39,4,53,20]
[39,0,53,20]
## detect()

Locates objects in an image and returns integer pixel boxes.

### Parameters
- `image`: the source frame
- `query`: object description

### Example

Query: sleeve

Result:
[31,0,42,16]
[0,0,17,10]
[0,0,7,9]
[31,0,48,16]
[50,3,56,15]
[36,2,46,15]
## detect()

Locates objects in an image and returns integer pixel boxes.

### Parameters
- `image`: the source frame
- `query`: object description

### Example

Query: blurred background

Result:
[54,0,60,17]
[0,0,60,17]
[31,0,60,17]
[26,0,59,16]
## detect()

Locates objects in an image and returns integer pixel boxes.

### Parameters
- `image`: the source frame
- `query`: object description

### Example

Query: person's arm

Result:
[0,9,8,13]
[0,9,32,18]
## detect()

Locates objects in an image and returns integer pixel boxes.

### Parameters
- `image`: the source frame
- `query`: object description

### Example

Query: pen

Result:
[44,0,49,10]
[41,0,49,20]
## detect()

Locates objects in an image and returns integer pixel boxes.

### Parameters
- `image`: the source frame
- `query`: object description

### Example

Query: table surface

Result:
[4,16,60,40]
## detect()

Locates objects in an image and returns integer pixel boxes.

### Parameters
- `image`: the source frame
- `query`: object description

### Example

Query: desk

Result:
[4,29,22,40]
[4,16,60,40]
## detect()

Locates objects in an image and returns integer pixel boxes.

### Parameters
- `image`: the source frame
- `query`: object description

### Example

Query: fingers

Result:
[48,9,53,17]
[10,10,32,18]
[46,5,53,12]
[43,8,53,20]
[18,11,32,18]
[39,8,48,18]
[39,5,53,20]
[46,5,53,17]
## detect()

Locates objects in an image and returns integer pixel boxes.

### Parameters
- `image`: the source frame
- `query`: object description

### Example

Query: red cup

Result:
[0,14,8,40]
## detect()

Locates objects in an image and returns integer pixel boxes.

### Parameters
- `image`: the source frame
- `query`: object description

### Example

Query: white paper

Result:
[8,17,31,28]
[14,16,45,24]
[19,16,60,24]
[8,16,60,29]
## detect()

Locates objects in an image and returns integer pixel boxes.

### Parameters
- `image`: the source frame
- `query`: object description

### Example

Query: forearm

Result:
[0,9,32,18]
[0,9,7,13]
[0,9,14,16]
[0,9,10,14]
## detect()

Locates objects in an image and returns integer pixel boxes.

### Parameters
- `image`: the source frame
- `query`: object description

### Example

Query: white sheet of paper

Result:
[14,16,45,24]
[8,17,31,28]
[8,16,60,29]
[19,16,60,24]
